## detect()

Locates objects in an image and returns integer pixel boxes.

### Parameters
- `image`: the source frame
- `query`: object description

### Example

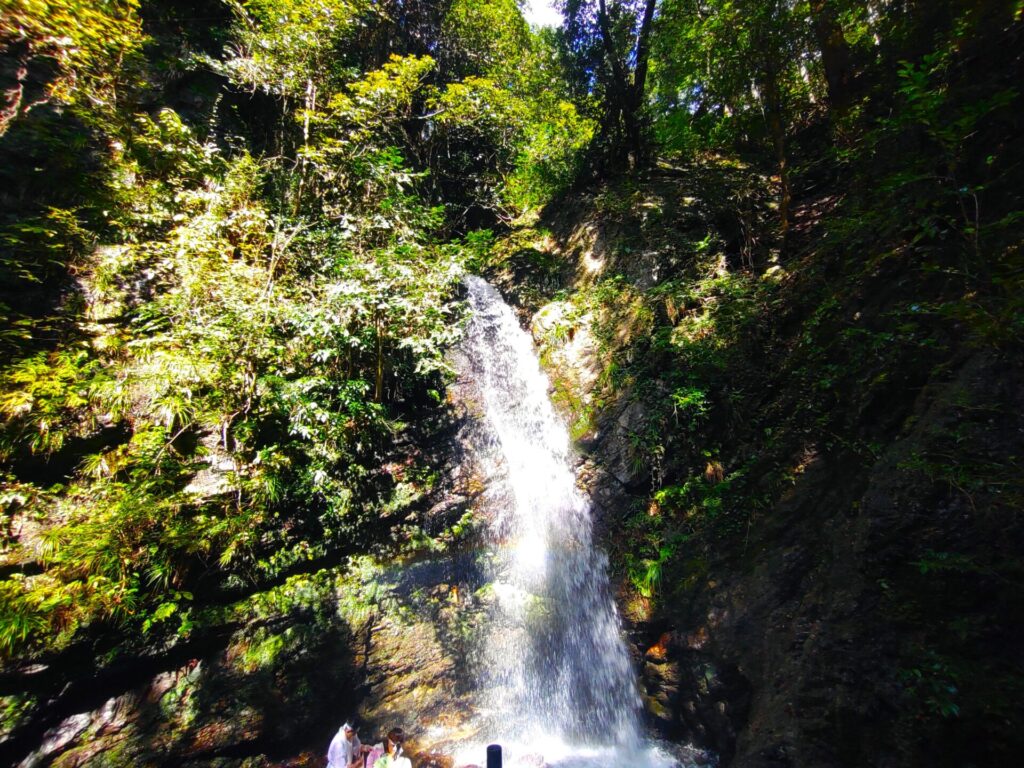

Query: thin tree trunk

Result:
[294,77,316,215]
[761,57,791,234]
[374,312,384,403]
[768,107,791,234]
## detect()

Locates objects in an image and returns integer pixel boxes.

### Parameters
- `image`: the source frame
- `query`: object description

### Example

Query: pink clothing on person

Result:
[366,745,385,768]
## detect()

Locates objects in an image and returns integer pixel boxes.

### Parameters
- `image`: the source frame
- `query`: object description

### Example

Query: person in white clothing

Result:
[327,722,366,768]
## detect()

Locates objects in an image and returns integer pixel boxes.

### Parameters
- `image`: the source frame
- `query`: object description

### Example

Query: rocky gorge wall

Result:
[485,167,1024,768]
[2,404,489,768]
[6,164,1020,768]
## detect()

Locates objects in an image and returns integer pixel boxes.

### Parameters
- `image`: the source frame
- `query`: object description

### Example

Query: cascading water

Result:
[453,277,692,767]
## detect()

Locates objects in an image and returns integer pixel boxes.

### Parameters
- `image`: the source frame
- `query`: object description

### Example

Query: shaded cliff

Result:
[485,152,1024,767]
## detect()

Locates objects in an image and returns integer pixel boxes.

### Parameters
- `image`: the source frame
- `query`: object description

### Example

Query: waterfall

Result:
[453,277,689,767]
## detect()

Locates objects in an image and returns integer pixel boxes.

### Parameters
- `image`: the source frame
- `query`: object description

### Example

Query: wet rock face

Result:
[19,628,356,768]
[637,632,751,762]
[356,564,483,734]
[17,554,485,768]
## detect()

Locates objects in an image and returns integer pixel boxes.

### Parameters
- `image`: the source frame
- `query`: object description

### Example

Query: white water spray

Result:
[455,277,694,768]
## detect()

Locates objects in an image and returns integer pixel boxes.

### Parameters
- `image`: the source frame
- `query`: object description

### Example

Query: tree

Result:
[439,0,532,82]
[744,0,798,233]
[808,0,854,113]
[563,0,658,170]
[421,2,595,220]
[650,0,814,232]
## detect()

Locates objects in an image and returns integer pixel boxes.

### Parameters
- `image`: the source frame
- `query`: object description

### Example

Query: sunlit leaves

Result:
[0,348,109,457]
[0,0,577,665]
[440,0,531,82]
[219,0,370,96]
[0,0,145,134]
[428,30,596,217]
[650,0,815,156]
[325,54,435,134]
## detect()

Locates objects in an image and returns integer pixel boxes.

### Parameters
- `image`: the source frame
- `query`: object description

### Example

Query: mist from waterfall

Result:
[453,277,694,768]
[460,275,641,745]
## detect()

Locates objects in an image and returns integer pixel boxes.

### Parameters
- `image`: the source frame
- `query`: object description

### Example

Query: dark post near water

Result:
[486,744,502,768]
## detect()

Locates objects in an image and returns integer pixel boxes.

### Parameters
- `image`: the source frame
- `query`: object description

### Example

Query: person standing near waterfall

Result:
[372,728,411,768]
[327,722,368,768]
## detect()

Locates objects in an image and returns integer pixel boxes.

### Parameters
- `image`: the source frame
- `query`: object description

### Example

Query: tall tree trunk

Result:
[597,0,657,170]
[761,57,791,234]
[597,0,632,169]
[768,106,791,234]
[809,0,853,113]
[628,0,658,168]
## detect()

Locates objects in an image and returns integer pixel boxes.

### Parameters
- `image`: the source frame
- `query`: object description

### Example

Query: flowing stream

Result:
[452,277,692,768]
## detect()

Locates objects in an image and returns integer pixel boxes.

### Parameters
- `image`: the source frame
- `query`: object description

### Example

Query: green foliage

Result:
[301,54,439,225]
[0,1,483,657]
[428,6,595,217]
[441,0,531,81]
[624,546,668,599]
[1,5,1020,766]
[0,206,95,289]
[560,0,659,168]
[899,651,963,719]
[0,0,146,133]
[651,0,815,149]
[0,2,146,358]
[504,99,594,213]
[0,348,109,457]
[218,0,370,96]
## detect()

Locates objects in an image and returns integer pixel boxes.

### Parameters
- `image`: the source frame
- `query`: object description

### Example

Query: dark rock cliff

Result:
[487,165,1024,767]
